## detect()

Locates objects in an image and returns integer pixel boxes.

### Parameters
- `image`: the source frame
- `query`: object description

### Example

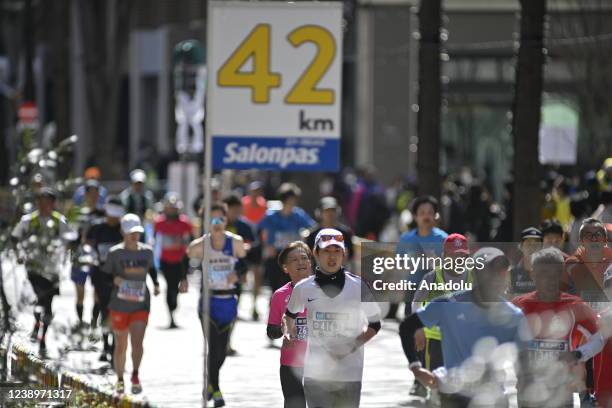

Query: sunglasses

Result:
[211,217,226,225]
[318,234,344,242]
[582,231,606,242]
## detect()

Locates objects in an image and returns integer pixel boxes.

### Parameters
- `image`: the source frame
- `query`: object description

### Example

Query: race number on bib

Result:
[117,280,146,302]
[312,312,348,338]
[296,317,308,341]
[527,339,568,363]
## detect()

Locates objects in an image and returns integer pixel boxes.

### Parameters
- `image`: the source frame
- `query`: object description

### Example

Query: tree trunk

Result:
[77,0,132,179]
[416,0,442,199]
[48,0,71,177]
[512,0,546,239]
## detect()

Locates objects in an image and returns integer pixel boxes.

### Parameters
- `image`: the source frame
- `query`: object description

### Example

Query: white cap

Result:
[121,213,144,234]
[314,228,345,250]
[130,169,146,183]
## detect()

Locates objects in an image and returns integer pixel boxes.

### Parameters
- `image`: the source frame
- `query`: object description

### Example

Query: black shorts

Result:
[90,267,113,308]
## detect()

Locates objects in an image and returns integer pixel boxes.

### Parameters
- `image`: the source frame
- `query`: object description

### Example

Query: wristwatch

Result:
[572,350,583,361]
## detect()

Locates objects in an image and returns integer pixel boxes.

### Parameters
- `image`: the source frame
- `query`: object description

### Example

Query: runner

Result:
[87,196,125,361]
[223,194,255,353]
[396,195,448,395]
[153,192,192,328]
[565,217,612,405]
[258,183,315,293]
[11,187,71,353]
[508,227,543,297]
[512,248,604,407]
[119,169,154,220]
[187,202,246,407]
[105,213,160,394]
[399,247,528,407]
[241,181,267,321]
[285,228,382,408]
[304,196,355,264]
[69,179,105,328]
[267,241,312,408]
[410,233,472,404]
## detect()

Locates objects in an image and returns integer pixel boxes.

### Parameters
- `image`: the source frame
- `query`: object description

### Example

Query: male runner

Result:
[11,187,71,353]
[153,193,191,328]
[87,196,125,361]
[399,247,528,407]
[513,248,604,407]
[411,233,472,403]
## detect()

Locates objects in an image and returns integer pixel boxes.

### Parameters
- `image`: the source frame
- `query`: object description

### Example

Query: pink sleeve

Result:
[267,291,284,325]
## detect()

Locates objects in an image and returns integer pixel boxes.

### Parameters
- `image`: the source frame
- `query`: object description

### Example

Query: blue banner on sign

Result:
[212,136,339,171]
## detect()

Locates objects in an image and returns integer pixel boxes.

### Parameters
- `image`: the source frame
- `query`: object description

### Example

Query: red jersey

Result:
[242,195,267,225]
[154,214,193,263]
[513,292,600,405]
[512,291,598,350]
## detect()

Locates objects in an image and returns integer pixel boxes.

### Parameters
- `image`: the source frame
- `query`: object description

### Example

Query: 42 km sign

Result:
[207,1,343,171]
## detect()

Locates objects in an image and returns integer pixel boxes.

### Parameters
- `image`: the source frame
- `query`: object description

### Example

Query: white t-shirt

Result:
[287,271,381,382]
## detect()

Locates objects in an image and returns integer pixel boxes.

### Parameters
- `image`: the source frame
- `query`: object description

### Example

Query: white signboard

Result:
[207,1,343,171]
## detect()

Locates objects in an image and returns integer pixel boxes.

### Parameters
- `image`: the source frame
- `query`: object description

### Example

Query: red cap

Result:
[444,233,469,255]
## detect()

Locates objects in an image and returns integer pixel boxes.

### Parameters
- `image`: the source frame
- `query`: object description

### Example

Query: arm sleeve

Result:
[398,313,425,364]
[416,298,443,328]
[576,331,605,362]
[267,325,283,340]
[148,251,159,285]
[286,285,305,316]
[235,258,248,278]
[181,254,190,280]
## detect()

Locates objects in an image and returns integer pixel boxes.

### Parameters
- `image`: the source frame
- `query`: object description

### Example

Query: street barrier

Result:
[2,342,154,408]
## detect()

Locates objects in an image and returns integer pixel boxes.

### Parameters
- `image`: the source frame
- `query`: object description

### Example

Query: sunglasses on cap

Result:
[211,217,226,225]
[318,234,344,242]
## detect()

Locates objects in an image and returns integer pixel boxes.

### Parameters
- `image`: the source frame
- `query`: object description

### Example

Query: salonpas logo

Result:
[223,142,320,168]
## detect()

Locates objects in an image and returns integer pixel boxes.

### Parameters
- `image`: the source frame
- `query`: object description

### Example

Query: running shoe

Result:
[212,390,225,407]
[206,385,214,400]
[30,323,39,342]
[131,373,142,394]
[115,380,125,394]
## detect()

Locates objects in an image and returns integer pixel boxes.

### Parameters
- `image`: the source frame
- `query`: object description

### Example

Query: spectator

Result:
[597,157,612,193]
[593,190,612,224]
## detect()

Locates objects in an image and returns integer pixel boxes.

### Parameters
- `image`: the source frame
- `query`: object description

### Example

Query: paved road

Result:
[2,256,423,407]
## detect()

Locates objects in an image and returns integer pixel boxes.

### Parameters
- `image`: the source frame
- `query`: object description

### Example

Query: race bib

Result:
[117,280,146,302]
[312,312,349,338]
[527,339,568,364]
[296,317,308,341]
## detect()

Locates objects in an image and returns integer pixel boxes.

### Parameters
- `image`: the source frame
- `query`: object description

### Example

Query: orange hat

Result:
[84,167,101,180]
